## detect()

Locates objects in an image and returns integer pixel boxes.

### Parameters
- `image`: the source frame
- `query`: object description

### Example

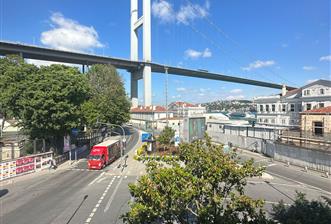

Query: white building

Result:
[130,106,174,130]
[168,101,206,117]
[254,79,331,128]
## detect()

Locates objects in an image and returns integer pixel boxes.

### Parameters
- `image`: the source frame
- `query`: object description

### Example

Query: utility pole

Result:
[165,67,169,126]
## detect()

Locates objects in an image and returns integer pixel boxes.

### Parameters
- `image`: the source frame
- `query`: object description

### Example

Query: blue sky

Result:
[1,0,330,105]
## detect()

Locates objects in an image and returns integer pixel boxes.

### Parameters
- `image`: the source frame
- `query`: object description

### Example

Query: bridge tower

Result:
[130,0,152,107]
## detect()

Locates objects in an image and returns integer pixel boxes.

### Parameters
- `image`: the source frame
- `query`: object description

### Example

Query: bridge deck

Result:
[0,41,296,90]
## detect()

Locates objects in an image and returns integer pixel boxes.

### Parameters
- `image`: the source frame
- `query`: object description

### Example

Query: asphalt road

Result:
[237,150,331,193]
[0,126,140,224]
[1,128,330,223]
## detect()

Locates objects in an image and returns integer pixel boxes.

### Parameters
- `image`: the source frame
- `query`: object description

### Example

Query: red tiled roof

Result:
[302,106,331,114]
[130,106,166,113]
[171,101,195,107]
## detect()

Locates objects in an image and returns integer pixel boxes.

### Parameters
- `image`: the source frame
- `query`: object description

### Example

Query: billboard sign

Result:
[183,117,206,142]
[141,133,152,142]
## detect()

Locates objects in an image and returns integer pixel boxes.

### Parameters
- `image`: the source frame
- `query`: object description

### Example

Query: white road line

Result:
[85,176,117,223]
[266,171,331,195]
[104,176,124,212]
[88,172,105,186]
[97,176,107,183]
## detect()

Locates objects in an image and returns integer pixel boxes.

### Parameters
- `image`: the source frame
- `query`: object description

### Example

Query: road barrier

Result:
[0,152,53,181]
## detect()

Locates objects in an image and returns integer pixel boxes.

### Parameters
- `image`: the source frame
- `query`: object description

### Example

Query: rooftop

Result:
[301,106,331,114]
[130,105,167,113]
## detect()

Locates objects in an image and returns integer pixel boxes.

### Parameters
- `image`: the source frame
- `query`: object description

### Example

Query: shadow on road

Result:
[0,189,9,198]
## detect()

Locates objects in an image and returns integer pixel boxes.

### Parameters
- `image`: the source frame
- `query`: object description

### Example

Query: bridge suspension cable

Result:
[184,0,298,87]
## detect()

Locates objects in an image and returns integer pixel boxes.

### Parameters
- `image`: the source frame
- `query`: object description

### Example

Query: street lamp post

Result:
[96,121,126,164]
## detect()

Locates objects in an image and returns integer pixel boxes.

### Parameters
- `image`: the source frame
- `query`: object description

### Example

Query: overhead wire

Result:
[185,0,298,87]
[162,0,276,84]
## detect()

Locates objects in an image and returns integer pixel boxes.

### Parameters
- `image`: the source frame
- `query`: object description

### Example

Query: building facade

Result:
[254,80,331,128]
[300,106,331,136]
[168,101,206,117]
[130,106,174,130]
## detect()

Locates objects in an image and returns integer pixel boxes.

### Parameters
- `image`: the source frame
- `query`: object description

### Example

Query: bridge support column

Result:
[143,65,151,106]
[131,72,139,108]
[130,0,152,106]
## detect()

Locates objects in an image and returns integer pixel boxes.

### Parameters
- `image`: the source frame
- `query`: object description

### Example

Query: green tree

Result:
[17,64,89,141]
[272,192,331,224]
[123,134,273,224]
[82,64,130,128]
[0,55,38,133]
[157,126,175,150]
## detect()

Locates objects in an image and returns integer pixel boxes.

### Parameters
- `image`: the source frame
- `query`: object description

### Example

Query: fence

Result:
[208,130,331,173]
[0,151,53,181]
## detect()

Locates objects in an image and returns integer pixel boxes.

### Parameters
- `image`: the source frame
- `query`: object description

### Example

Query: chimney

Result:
[282,85,287,96]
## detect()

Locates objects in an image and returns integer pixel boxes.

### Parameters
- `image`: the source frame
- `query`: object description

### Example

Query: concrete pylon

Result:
[130,0,152,107]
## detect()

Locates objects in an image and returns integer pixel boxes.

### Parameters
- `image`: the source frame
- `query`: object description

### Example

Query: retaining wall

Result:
[208,130,331,173]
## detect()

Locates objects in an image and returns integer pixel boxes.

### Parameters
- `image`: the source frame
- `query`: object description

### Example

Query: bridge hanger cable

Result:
[185,0,298,87]
[163,1,276,84]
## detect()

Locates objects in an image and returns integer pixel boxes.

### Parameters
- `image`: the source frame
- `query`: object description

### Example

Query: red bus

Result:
[87,139,121,170]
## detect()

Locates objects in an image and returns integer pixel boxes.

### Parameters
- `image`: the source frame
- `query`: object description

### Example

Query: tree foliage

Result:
[123,134,272,224]
[0,55,38,127]
[272,192,331,224]
[1,56,89,139]
[82,64,130,128]
[157,126,175,149]
[17,64,89,139]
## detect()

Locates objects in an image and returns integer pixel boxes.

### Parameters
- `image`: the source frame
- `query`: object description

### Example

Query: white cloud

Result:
[176,1,209,25]
[226,95,245,100]
[152,0,209,25]
[25,59,78,67]
[176,87,187,92]
[302,66,315,71]
[41,12,103,52]
[320,55,331,62]
[185,48,212,59]
[230,88,243,94]
[242,60,275,71]
[152,0,175,23]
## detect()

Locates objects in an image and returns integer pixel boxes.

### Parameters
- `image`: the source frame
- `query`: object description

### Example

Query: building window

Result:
[306,103,311,111]
[290,104,295,112]
[319,103,324,108]
[260,105,264,112]
[264,119,268,123]
[313,121,323,136]
[304,89,310,96]
[320,89,324,95]
[282,104,286,112]
[282,119,286,124]
[272,104,275,112]
[271,119,275,123]
[266,105,270,112]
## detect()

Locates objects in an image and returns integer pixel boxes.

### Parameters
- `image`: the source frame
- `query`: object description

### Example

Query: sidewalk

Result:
[106,130,146,176]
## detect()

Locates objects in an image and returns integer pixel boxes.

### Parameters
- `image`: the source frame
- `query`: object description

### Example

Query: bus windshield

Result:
[88,155,101,160]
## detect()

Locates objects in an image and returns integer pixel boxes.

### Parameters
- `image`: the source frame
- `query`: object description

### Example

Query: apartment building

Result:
[254,79,331,128]
[168,101,206,117]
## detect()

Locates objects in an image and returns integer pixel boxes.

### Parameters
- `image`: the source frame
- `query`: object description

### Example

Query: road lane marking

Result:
[97,176,107,183]
[85,176,116,224]
[88,172,105,186]
[266,171,331,196]
[104,176,124,212]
